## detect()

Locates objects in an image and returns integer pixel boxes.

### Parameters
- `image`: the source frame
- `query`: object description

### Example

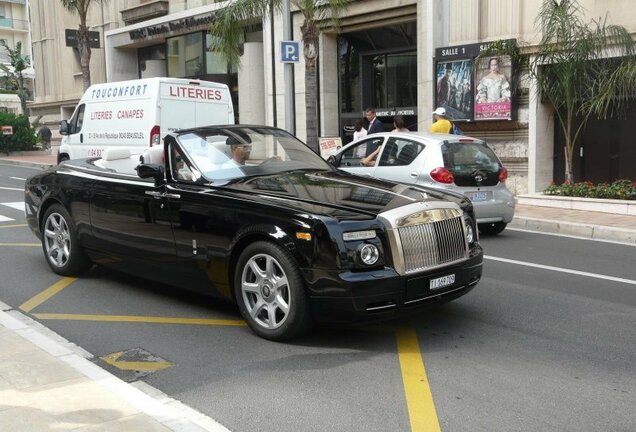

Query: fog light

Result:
[359,244,379,265]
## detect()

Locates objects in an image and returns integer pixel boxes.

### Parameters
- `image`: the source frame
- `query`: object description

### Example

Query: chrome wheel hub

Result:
[43,213,71,268]
[241,253,290,330]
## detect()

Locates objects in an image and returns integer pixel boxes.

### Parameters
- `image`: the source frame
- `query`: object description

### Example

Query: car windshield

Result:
[176,126,332,182]
[441,141,501,174]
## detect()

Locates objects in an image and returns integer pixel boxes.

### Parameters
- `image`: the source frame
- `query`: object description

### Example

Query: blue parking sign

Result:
[280,41,300,63]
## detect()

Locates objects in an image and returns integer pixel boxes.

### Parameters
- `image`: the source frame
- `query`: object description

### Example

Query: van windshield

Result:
[176,126,332,182]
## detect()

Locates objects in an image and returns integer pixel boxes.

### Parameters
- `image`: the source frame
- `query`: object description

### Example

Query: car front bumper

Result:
[305,245,483,323]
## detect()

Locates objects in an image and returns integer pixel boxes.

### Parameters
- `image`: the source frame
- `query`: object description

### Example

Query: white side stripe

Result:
[0,215,14,222]
[485,255,636,286]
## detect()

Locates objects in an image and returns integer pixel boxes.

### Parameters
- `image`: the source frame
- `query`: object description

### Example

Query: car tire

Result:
[58,154,70,164]
[478,222,507,235]
[41,204,92,276]
[234,241,311,341]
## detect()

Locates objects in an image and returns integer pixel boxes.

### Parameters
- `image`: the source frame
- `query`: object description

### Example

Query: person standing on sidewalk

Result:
[38,124,52,151]
[429,107,452,134]
[365,107,385,134]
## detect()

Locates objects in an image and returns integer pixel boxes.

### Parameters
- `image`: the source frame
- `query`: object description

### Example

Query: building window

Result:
[138,44,166,77]
[338,22,417,113]
[338,38,361,114]
[206,34,227,74]
[167,32,204,78]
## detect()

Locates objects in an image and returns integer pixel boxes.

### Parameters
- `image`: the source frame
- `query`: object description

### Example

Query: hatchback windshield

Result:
[176,126,331,182]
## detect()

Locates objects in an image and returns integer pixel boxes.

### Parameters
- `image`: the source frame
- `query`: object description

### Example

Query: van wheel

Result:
[58,154,69,164]
[41,204,92,276]
[234,241,311,341]
[478,222,507,235]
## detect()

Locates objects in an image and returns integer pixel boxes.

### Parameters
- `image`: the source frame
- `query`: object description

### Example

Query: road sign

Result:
[280,41,300,63]
[65,29,101,49]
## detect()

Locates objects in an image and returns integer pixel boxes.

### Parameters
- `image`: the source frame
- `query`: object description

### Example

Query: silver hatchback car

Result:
[330,131,515,234]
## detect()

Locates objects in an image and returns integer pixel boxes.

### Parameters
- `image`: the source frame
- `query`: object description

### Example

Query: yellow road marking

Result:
[0,224,28,229]
[20,277,77,313]
[396,327,441,432]
[34,313,247,327]
[0,243,39,247]
[101,351,173,372]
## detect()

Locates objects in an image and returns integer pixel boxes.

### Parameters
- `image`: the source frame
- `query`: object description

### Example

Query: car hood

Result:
[217,170,470,220]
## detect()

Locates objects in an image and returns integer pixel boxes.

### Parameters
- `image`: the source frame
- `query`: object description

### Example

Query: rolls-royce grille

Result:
[398,216,467,273]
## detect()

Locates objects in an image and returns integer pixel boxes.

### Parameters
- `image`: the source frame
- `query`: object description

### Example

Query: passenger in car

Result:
[361,145,381,166]
[223,134,252,167]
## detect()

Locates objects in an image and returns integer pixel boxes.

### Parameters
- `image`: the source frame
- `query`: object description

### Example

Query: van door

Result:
[194,87,233,126]
[64,104,87,159]
[159,82,198,137]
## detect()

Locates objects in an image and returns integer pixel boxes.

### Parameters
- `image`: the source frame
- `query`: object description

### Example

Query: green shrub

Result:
[0,112,38,154]
[544,179,636,200]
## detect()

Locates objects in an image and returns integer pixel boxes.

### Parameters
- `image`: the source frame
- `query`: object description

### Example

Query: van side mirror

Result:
[136,163,165,186]
[59,120,69,135]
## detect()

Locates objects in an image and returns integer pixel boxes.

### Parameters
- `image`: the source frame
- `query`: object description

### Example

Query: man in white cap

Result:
[430,107,452,134]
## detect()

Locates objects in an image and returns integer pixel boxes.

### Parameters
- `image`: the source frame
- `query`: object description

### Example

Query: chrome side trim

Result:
[403,285,468,305]
[366,302,397,312]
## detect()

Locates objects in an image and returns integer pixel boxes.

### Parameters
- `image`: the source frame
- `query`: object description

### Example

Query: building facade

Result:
[0,0,33,113]
[28,0,636,194]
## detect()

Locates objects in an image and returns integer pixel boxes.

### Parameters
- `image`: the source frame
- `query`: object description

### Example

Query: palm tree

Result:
[480,0,636,183]
[0,40,30,116]
[60,0,107,91]
[209,0,351,153]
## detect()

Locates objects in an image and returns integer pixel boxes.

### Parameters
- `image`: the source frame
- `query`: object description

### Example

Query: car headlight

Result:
[466,223,475,244]
[359,244,379,265]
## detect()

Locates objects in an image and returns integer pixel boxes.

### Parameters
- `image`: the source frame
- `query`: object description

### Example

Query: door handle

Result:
[80,133,83,143]
[145,191,181,199]
[410,172,418,178]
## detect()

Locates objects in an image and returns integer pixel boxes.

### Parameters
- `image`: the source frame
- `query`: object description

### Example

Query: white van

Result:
[58,77,234,163]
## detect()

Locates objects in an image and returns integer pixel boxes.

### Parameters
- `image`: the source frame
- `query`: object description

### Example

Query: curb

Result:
[0,158,54,170]
[510,216,636,245]
[0,303,232,432]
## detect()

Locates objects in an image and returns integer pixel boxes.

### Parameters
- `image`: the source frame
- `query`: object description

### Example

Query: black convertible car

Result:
[25,125,483,340]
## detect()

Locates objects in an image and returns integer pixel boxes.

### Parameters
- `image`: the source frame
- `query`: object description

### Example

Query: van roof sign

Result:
[90,83,150,100]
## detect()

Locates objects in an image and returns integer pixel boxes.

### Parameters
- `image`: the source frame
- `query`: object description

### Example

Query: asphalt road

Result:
[1,163,635,432]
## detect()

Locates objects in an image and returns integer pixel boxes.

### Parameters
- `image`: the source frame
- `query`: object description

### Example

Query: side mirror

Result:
[327,155,336,166]
[136,163,165,186]
[59,120,69,136]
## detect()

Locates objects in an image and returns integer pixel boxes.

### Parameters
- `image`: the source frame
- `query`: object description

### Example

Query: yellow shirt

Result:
[429,119,452,134]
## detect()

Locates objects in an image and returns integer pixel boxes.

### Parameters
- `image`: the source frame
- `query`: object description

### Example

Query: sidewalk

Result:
[0,304,231,432]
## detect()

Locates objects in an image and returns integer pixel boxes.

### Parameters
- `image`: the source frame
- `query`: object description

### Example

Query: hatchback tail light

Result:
[430,167,454,184]
[150,125,160,147]
[498,167,508,183]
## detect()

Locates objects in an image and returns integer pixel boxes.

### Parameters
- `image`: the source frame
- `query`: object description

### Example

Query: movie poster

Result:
[435,59,473,121]
[474,55,512,120]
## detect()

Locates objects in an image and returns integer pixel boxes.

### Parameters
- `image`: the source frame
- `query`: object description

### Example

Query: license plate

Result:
[468,191,488,202]
[429,274,456,290]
